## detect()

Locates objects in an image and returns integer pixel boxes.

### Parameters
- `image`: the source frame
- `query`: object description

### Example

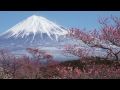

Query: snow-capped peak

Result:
[1,15,68,40]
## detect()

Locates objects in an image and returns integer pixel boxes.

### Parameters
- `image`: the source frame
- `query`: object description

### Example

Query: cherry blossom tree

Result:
[62,44,91,59]
[27,48,53,65]
[66,16,120,61]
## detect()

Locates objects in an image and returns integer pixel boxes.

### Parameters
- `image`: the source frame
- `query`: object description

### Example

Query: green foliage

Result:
[88,56,115,66]
[60,56,120,69]
[60,60,86,70]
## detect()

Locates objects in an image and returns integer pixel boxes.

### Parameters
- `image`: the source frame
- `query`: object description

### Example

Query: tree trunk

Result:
[114,54,119,61]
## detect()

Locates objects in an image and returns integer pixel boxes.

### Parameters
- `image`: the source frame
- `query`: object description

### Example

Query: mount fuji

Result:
[0,15,72,50]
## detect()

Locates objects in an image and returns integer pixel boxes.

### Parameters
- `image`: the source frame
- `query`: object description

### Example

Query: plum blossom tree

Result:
[62,44,91,59]
[26,48,53,64]
[66,16,120,61]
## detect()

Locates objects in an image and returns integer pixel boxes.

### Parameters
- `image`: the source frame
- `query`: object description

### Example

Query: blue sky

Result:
[0,11,120,33]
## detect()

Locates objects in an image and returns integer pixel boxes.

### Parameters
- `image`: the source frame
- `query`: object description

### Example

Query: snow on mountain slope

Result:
[0,15,68,42]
